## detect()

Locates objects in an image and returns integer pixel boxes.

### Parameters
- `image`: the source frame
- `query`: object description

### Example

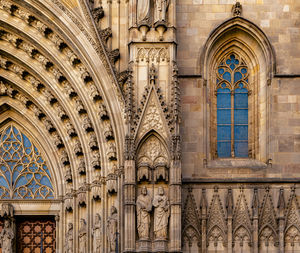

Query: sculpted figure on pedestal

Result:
[107,206,118,252]
[79,218,87,253]
[137,0,150,25]
[92,213,102,253]
[0,219,14,253]
[153,187,170,240]
[65,223,73,253]
[154,0,169,23]
[137,186,152,239]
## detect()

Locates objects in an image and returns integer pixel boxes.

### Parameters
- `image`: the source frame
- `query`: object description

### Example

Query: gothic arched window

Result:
[216,53,250,158]
[0,125,54,199]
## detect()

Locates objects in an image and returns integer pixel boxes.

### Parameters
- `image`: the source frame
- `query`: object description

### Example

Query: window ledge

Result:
[207,158,267,169]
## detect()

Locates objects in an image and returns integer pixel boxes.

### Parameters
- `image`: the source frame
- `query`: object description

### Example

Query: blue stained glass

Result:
[217,88,231,108]
[217,53,249,158]
[217,125,231,140]
[0,176,9,189]
[234,141,248,157]
[234,72,242,83]
[234,109,248,124]
[223,72,231,82]
[217,142,231,157]
[234,90,248,108]
[241,68,247,74]
[217,109,231,124]
[0,125,54,199]
[234,125,248,140]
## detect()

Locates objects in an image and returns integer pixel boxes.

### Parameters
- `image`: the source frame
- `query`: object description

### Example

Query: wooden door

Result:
[16,216,56,253]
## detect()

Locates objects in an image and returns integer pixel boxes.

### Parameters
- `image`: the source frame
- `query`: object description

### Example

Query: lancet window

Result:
[216,53,250,158]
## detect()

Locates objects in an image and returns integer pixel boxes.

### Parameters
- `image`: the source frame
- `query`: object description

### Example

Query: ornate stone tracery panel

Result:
[0,124,54,199]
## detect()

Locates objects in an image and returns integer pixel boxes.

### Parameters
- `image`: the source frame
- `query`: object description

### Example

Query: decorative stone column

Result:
[124,136,136,252]
[252,188,259,253]
[277,188,285,253]
[169,135,182,252]
[226,188,233,253]
[200,189,207,253]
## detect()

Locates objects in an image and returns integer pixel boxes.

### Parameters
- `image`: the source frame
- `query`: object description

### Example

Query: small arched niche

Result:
[136,132,169,183]
[201,17,276,167]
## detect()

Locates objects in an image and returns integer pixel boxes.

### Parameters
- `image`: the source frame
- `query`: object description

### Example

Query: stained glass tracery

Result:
[216,53,250,158]
[0,125,54,199]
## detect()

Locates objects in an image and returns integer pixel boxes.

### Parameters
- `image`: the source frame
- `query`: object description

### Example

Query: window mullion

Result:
[231,89,235,158]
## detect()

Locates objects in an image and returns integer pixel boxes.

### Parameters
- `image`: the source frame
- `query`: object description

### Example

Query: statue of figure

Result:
[154,0,169,23]
[136,186,152,239]
[153,187,170,240]
[106,206,118,252]
[137,0,150,25]
[0,219,14,253]
[79,218,87,253]
[65,223,73,253]
[0,203,14,218]
[92,213,102,253]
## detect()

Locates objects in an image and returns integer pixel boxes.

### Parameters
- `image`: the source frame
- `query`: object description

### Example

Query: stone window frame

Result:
[200,17,276,169]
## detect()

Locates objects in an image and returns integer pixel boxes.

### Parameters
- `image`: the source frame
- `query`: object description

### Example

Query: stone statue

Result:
[0,203,14,218]
[136,186,152,239]
[92,213,102,253]
[137,0,150,25]
[79,218,87,253]
[107,206,118,252]
[154,0,169,23]
[65,223,73,253]
[153,187,170,239]
[0,219,14,253]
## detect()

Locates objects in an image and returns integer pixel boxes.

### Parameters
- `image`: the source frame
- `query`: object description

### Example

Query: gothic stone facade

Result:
[0,0,299,252]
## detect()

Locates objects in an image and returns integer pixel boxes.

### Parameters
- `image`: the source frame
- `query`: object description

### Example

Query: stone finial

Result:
[232,2,242,17]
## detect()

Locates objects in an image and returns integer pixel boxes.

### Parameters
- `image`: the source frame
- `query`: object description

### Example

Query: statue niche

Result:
[137,0,170,26]
[137,135,169,183]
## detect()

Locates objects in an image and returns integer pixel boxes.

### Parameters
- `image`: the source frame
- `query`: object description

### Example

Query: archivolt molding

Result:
[0,0,121,168]
[0,83,66,196]
[0,55,104,190]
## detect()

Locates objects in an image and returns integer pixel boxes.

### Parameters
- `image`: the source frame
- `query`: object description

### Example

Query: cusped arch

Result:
[259,224,278,243]
[183,224,201,245]
[136,131,169,182]
[200,16,276,79]
[202,17,275,162]
[136,131,169,167]
[0,107,63,198]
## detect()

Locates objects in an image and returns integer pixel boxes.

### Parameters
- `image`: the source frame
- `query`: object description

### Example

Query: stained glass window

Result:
[0,125,54,199]
[216,54,249,158]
